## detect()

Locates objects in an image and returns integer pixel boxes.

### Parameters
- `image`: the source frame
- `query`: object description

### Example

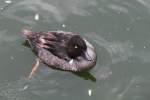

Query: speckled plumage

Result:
[22,29,96,72]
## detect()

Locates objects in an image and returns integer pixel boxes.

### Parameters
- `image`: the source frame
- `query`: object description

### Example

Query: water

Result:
[0,0,150,100]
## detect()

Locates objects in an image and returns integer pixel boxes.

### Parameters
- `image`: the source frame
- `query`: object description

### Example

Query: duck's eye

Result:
[74,45,78,49]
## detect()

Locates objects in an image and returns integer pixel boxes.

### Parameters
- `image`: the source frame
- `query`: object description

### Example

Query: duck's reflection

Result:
[22,40,31,48]
[73,71,96,82]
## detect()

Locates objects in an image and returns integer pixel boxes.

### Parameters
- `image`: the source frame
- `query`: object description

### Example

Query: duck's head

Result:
[67,35,87,58]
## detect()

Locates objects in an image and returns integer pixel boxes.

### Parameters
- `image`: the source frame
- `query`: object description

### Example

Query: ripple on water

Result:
[1,0,98,24]
[0,77,60,100]
[85,33,133,65]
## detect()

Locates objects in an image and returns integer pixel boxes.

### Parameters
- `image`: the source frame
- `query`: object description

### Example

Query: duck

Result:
[22,28,97,79]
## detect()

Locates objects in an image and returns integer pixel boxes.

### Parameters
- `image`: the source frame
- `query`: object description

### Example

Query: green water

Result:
[0,0,150,100]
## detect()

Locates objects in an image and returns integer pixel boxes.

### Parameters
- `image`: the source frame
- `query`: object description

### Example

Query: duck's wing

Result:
[36,32,70,60]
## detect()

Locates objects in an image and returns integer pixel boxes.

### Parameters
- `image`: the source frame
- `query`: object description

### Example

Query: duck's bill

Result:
[83,51,93,61]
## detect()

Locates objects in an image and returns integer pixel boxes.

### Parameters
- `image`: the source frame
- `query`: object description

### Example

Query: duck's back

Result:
[22,29,97,72]
[38,31,76,61]
[45,32,68,60]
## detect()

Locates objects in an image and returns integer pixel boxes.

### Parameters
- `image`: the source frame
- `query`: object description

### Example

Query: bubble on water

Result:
[88,89,92,96]
[34,14,39,21]
[62,24,66,28]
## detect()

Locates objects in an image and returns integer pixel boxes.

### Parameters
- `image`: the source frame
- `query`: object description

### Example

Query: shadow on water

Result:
[22,40,30,47]
[73,71,96,82]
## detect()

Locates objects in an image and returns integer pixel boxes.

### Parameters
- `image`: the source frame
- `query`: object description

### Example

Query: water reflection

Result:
[73,71,96,82]
[0,0,150,100]
[1,0,98,24]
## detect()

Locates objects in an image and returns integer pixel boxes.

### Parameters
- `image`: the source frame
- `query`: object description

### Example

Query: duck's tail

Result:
[21,26,33,39]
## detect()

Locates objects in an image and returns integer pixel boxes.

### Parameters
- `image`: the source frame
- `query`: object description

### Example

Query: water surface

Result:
[0,0,150,100]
